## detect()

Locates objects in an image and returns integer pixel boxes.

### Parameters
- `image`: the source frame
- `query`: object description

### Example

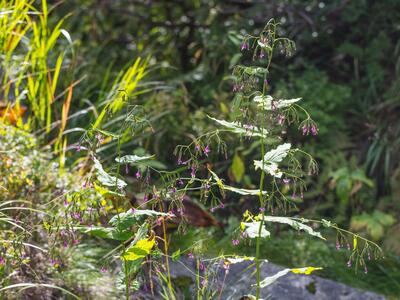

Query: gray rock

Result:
[168,259,386,300]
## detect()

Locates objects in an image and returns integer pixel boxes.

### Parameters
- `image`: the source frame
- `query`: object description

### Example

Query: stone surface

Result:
[168,259,386,300]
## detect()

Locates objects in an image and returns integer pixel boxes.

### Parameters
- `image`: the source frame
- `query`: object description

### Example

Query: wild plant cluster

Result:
[0,1,385,299]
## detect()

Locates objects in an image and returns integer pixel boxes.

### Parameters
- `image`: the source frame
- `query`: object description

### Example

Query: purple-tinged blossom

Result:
[219,203,225,209]
[204,145,210,156]
[259,207,265,213]
[195,144,200,152]
[199,261,206,271]
[241,42,249,51]
[76,145,81,152]
[188,252,194,260]
[177,179,184,186]
[232,239,240,246]
[259,50,265,59]
[302,125,309,135]
[0,256,5,265]
[190,165,197,177]
[336,242,341,250]
[311,125,318,136]
[135,170,141,179]
[143,194,149,202]
[100,266,107,273]
[278,115,285,125]
[283,178,290,185]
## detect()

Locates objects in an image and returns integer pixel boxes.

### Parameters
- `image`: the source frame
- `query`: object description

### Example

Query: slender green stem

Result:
[255,25,275,300]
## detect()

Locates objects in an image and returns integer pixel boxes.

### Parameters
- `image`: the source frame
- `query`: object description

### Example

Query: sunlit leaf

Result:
[263,216,325,240]
[122,237,155,261]
[241,221,270,238]
[115,154,154,164]
[208,116,268,137]
[254,95,301,110]
[93,157,127,189]
[254,143,292,178]
[257,266,322,288]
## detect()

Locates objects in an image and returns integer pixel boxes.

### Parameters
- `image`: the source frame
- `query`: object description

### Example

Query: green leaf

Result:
[82,226,132,241]
[109,209,171,231]
[208,116,268,138]
[257,267,322,288]
[254,143,292,178]
[263,216,325,240]
[122,237,155,261]
[115,154,154,165]
[93,157,127,189]
[172,249,181,261]
[241,221,270,238]
[230,152,245,182]
[254,95,301,110]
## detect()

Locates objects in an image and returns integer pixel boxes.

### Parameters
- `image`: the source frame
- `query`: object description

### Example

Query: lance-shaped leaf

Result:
[208,116,268,137]
[209,169,267,196]
[115,154,154,165]
[82,226,132,241]
[225,256,257,264]
[263,216,325,240]
[254,143,291,178]
[241,221,270,238]
[93,157,127,189]
[257,267,322,288]
[109,209,172,231]
[254,95,301,110]
[224,185,267,196]
[122,237,155,261]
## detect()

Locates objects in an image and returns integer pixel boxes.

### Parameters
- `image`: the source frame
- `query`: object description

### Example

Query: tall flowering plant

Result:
[64,19,382,300]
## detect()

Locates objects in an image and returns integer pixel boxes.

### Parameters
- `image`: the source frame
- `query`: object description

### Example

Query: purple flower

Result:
[73,239,80,245]
[264,79,269,86]
[177,179,184,186]
[63,199,69,207]
[125,164,129,174]
[302,125,309,135]
[76,145,81,152]
[63,240,68,248]
[199,261,206,271]
[259,50,265,59]
[195,144,200,152]
[283,178,290,184]
[241,42,249,51]
[219,203,225,209]
[190,165,197,177]
[100,266,107,273]
[143,195,149,202]
[204,145,210,156]
[259,207,265,213]
[188,252,194,260]
[135,170,141,179]
[336,242,341,250]
[232,239,240,246]
[311,125,318,136]
[278,115,285,125]
[0,256,5,265]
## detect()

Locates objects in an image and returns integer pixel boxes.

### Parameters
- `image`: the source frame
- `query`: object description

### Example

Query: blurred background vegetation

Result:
[1,0,399,298]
